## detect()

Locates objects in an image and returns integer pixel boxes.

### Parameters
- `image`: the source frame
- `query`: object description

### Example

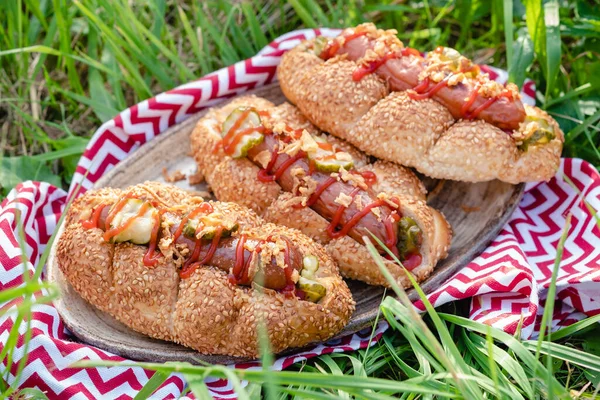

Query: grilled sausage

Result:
[334,32,526,130]
[246,134,395,248]
[93,205,301,290]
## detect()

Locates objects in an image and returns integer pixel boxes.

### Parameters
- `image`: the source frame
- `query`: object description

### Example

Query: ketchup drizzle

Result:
[179,203,219,272]
[228,234,298,296]
[352,48,420,82]
[229,234,249,285]
[257,144,305,183]
[179,228,223,279]
[326,187,362,238]
[320,30,368,59]
[275,153,305,180]
[80,194,305,296]
[464,90,514,119]
[324,29,517,126]
[143,211,162,267]
[412,77,431,94]
[103,200,150,242]
[94,194,164,267]
[223,126,265,156]
[406,67,515,121]
[461,84,480,116]
[103,194,134,232]
[257,144,280,182]
[295,177,337,209]
[326,192,401,251]
[82,204,106,229]
[402,253,423,270]
[352,53,399,81]
[280,236,299,298]
[173,202,214,243]
[212,141,222,154]
[357,170,377,186]
[218,109,267,157]
[408,76,450,100]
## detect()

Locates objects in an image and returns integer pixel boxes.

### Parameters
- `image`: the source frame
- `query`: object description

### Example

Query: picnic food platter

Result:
[47,82,526,364]
[47,22,566,364]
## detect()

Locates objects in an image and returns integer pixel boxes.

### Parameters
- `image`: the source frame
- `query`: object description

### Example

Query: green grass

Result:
[2,0,600,398]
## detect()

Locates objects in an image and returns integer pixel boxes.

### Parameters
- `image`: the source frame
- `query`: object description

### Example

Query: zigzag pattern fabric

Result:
[1,29,599,399]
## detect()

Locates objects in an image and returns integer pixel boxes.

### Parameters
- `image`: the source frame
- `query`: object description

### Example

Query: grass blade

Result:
[523,341,600,372]
[544,1,561,102]
[288,0,319,28]
[52,0,83,93]
[563,106,600,145]
[177,5,209,74]
[76,360,463,398]
[133,370,170,400]
[241,2,269,50]
[364,236,483,399]
[467,332,533,398]
[523,0,546,74]
[508,28,535,87]
[545,83,594,107]
[550,314,600,341]
[503,0,514,68]
[439,313,569,398]
[534,213,571,345]
[183,374,214,399]
[73,0,153,97]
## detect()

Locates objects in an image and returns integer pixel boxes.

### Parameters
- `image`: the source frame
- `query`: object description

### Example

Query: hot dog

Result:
[57,182,354,357]
[278,23,564,183]
[190,96,452,288]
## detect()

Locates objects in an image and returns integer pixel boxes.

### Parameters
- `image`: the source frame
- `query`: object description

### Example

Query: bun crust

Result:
[57,183,354,357]
[278,38,564,183]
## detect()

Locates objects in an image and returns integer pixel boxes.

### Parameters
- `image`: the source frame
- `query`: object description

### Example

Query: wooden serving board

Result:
[47,83,525,365]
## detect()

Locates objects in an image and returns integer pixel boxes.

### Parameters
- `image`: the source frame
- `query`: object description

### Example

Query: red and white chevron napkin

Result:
[1,29,599,399]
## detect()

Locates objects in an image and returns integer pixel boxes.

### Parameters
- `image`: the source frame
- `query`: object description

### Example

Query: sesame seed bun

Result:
[358,160,427,202]
[209,158,282,214]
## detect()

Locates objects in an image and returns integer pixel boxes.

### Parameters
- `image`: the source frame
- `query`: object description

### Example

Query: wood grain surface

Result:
[47,83,525,364]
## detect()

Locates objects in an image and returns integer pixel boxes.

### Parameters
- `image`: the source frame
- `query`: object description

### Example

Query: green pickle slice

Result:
[183,214,238,240]
[437,47,462,69]
[519,116,556,152]
[311,36,329,56]
[109,199,159,245]
[298,254,326,302]
[313,157,354,173]
[308,137,354,173]
[397,217,422,260]
[222,107,264,159]
[298,276,327,303]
